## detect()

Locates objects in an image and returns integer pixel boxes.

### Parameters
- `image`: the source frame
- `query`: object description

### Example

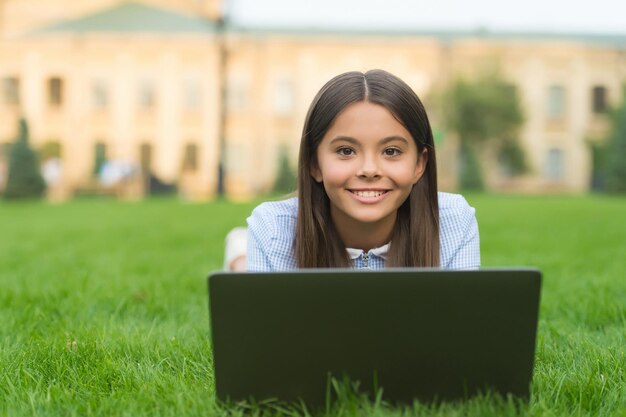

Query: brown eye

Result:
[337,147,355,156]
[384,147,402,157]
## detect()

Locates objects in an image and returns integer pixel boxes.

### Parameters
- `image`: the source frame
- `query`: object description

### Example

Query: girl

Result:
[246,69,480,271]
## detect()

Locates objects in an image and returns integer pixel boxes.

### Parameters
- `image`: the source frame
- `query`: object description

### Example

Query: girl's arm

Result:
[247,221,273,272]
[445,211,480,270]
[246,199,299,272]
[439,193,481,270]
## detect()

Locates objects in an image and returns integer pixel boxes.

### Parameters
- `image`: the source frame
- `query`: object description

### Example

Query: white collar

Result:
[346,242,390,260]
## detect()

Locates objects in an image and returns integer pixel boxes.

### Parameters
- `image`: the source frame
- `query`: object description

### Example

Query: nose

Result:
[357,154,381,179]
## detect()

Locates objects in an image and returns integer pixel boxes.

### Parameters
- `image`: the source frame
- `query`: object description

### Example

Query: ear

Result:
[412,148,428,184]
[310,158,323,183]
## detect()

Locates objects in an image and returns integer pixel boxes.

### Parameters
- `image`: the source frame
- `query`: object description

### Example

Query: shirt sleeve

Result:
[445,207,480,270]
[245,199,298,271]
[439,193,481,270]
[246,204,274,272]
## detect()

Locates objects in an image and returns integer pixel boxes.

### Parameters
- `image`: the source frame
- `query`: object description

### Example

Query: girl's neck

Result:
[330,208,396,252]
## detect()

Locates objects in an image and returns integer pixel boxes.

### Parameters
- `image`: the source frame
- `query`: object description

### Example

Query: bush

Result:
[3,118,46,200]
[443,73,525,190]
[498,138,528,177]
[459,141,484,190]
[272,148,297,194]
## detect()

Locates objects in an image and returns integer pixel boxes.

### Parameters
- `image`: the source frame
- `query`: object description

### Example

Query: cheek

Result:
[319,162,353,186]
[388,162,421,185]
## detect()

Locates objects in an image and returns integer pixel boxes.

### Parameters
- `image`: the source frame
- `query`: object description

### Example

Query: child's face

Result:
[311,101,426,234]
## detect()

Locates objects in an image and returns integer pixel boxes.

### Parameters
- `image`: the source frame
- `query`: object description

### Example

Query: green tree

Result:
[3,118,46,200]
[271,148,297,194]
[604,91,626,193]
[443,73,525,190]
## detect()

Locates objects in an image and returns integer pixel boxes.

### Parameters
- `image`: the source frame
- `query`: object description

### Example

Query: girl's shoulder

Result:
[437,191,476,229]
[249,196,298,220]
[247,197,298,241]
[438,191,473,210]
[246,197,298,271]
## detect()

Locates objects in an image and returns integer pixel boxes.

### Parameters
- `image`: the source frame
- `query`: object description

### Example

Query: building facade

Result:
[0,0,624,200]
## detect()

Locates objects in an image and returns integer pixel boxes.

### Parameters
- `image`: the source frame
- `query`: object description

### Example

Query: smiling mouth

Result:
[349,190,389,198]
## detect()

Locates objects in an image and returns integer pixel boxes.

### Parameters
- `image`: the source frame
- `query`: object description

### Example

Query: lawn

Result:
[0,195,624,417]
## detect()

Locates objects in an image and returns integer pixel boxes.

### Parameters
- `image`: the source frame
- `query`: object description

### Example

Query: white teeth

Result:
[353,190,385,198]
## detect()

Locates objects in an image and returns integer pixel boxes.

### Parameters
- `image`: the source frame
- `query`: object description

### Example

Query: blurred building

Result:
[0,0,625,199]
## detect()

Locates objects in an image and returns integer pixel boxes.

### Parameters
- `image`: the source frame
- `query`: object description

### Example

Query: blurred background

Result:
[1,0,625,202]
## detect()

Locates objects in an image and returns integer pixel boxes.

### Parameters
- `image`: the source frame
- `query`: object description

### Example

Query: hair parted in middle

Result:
[296,69,440,268]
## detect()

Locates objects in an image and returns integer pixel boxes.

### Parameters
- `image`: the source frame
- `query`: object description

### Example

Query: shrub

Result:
[272,148,297,194]
[443,72,525,190]
[3,118,46,200]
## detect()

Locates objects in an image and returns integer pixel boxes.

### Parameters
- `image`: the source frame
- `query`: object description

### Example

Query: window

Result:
[139,79,156,110]
[225,142,247,173]
[93,142,107,175]
[140,143,152,175]
[273,78,294,116]
[182,143,199,172]
[592,86,607,114]
[547,85,565,119]
[226,76,248,112]
[497,151,514,178]
[1,77,19,106]
[183,78,202,110]
[544,148,564,181]
[0,143,8,190]
[48,77,64,107]
[92,79,109,110]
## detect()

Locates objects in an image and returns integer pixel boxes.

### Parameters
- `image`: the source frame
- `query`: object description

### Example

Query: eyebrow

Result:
[328,135,410,146]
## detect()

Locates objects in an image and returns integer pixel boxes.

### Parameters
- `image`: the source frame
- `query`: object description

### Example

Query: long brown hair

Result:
[296,69,439,268]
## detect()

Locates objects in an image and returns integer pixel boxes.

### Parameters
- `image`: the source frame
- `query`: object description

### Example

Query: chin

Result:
[349,212,392,224]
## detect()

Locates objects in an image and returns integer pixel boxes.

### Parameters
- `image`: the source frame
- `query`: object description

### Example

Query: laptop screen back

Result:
[208,269,541,407]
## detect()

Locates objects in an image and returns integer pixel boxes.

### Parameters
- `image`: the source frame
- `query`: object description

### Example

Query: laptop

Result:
[208,268,541,407]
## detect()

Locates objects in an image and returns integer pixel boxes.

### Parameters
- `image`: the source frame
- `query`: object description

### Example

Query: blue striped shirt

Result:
[247,192,480,271]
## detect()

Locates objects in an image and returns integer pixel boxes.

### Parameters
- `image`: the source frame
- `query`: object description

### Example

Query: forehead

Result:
[324,101,413,142]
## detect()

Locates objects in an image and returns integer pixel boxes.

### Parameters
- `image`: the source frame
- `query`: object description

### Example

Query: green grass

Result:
[0,195,625,416]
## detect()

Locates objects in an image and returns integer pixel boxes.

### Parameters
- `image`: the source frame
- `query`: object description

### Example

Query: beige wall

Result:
[220,34,624,196]
[221,34,456,196]
[0,33,222,199]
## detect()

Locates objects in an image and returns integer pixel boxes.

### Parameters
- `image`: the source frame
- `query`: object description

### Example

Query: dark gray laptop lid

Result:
[208,268,541,407]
